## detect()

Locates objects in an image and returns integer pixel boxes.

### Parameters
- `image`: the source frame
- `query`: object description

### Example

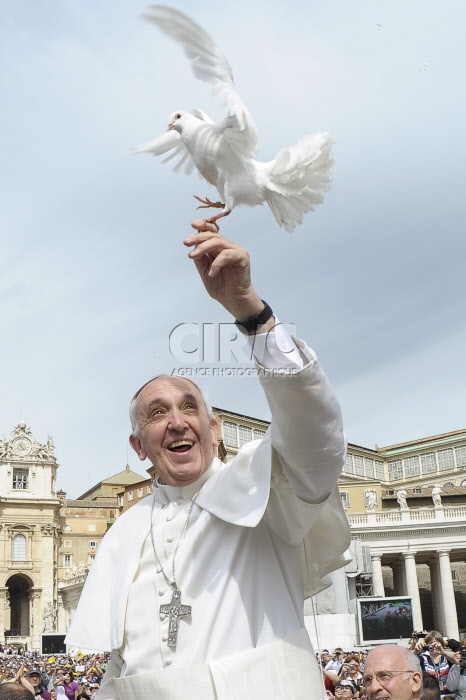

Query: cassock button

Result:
[165,660,172,667]
[167,536,174,543]
[159,589,166,596]
[172,501,179,507]
[160,614,166,621]
[162,635,168,642]
[156,567,162,574]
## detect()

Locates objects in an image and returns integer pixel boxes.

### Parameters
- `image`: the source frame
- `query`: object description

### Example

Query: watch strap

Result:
[235,300,274,333]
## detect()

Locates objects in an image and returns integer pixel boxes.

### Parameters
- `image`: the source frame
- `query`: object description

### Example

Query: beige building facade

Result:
[0,422,145,650]
[1,415,465,651]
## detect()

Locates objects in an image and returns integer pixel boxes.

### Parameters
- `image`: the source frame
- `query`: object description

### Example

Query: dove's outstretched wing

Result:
[133,130,196,175]
[143,5,259,158]
[134,109,216,175]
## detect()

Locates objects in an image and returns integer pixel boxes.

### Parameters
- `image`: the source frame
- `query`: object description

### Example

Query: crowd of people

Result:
[0,631,465,698]
[316,632,466,700]
[0,652,109,699]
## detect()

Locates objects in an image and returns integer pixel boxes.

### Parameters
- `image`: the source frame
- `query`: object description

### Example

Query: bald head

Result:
[129,374,214,435]
[128,374,219,487]
[364,645,422,700]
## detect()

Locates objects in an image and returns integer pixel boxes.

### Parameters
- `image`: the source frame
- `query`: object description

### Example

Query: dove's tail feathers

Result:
[265,132,335,232]
[266,190,322,233]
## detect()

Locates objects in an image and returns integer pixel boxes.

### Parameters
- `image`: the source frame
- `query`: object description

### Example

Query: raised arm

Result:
[184,221,275,332]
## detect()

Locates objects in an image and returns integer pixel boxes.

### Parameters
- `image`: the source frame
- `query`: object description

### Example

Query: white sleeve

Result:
[247,316,304,371]
[95,652,122,700]
[259,338,346,506]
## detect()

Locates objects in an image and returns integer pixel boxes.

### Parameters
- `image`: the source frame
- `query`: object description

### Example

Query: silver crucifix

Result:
[160,587,191,648]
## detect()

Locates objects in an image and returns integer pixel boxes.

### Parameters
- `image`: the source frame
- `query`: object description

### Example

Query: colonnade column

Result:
[371,555,385,597]
[0,588,7,642]
[403,552,423,631]
[392,561,406,596]
[436,550,459,639]
[429,558,445,634]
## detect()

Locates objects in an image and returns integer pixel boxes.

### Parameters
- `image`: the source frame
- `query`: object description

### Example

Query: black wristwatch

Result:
[235,300,274,334]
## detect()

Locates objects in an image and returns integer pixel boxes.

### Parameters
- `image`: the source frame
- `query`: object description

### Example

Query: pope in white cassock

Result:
[66,220,351,699]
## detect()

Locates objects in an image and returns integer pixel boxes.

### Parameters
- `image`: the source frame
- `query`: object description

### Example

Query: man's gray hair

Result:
[365,646,423,694]
[129,375,215,435]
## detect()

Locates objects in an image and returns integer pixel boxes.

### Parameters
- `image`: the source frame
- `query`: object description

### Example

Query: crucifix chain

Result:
[150,492,198,648]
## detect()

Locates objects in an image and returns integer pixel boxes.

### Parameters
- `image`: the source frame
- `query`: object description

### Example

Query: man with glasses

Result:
[363,645,423,700]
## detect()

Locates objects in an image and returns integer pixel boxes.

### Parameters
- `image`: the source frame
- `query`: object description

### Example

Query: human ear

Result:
[210,419,219,447]
[129,434,147,461]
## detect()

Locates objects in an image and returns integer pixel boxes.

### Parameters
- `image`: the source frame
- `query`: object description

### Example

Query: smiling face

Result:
[130,376,218,487]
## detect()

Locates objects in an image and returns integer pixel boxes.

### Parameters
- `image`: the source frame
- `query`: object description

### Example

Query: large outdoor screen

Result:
[357,597,414,644]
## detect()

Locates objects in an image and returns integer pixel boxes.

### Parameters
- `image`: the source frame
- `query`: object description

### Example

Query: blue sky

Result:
[1,1,465,496]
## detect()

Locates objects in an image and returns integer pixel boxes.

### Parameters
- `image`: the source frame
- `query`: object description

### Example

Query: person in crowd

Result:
[446,640,466,700]
[346,656,364,688]
[363,645,423,700]
[0,684,34,700]
[414,631,456,697]
[53,672,77,700]
[326,650,344,674]
[66,222,350,698]
[25,670,51,700]
[0,664,34,699]
[423,675,441,700]
[335,680,356,698]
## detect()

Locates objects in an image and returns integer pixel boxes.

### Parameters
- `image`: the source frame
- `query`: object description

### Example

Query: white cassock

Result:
[66,328,351,699]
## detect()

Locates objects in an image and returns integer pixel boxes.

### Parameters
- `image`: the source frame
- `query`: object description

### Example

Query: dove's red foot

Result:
[204,209,231,232]
[194,195,225,210]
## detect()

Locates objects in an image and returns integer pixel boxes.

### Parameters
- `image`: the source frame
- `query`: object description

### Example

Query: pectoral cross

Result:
[160,587,191,648]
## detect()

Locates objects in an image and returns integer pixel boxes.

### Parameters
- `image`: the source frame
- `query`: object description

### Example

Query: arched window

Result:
[12,534,26,561]
[443,482,455,488]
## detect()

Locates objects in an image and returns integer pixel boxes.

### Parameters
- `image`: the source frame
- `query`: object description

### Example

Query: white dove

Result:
[135,5,335,233]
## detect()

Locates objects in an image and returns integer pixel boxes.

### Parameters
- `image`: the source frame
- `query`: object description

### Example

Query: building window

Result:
[388,460,403,481]
[13,469,28,490]
[223,421,266,448]
[128,491,133,501]
[364,459,375,478]
[452,570,460,582]
[238,425,253,447]
[354,456,365,476]
[12,534,26,561]
[412,488,422,494]
[340,492,350,508]
[223,421,238,447]
[344,454,354,474]
[88,554,95,565]
[404,456,420,478]
[461,478,466,487]
[375,461,385,480]
[455,446,466,468]
[146,485,152,494]
[64,554,72,567]
[63,540,72,547]
[438,449,454,471]
[421,453,437,474]
[443,482,454,488]
[63,525,72,533]
[88,541,97,549]
[138,488,143,498]
[88,524,96,532]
